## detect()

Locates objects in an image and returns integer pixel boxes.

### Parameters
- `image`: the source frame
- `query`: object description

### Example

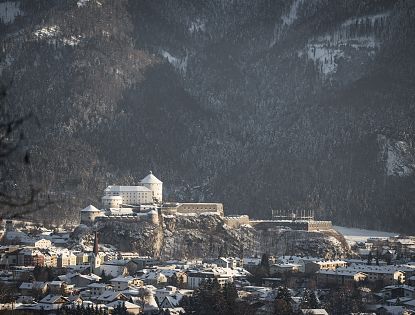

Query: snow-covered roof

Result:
[72,273,101,282]
[19,282,33,290]
[375,305,405,315]
[300,309,328,315]
[347,264,414,273]
[39,294,68,304]
[317,269,366,277]
[81,205,100,212]
[110,276,137,283]
[243,257,262,265]
[98,291,125,302]
[100,264,125,277]
[105,259,130,266]
[49,281,65,286]
[383,284,415,292]
[386,297,413,304]
[404,299,415,307]
[162,295,183,307]
[271,263,302,269]
[105,185,151,192]
[141,171,162,184]
[88,283,108,288]
[106,300,140,310]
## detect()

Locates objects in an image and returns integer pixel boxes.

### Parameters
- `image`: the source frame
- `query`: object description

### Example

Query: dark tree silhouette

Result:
[0,82,52,220]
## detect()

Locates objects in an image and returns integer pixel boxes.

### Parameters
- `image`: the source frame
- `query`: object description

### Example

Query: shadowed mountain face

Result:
[1,0,415,232]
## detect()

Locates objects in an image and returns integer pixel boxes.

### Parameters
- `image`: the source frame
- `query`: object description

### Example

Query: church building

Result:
[90,231,101,275]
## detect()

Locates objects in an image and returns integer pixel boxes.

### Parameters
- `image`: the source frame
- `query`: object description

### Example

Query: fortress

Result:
[80,172,225,225]
[102,171,163,207]
[80,172,332,232]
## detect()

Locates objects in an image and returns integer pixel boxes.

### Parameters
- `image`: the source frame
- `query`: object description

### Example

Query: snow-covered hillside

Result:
[333,225,398,244]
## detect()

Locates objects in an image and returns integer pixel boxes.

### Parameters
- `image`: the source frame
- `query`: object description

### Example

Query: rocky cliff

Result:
[73,215,350,259]
[1,0,415,232]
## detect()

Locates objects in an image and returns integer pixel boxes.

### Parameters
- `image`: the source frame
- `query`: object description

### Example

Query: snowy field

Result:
[333,225,398,244]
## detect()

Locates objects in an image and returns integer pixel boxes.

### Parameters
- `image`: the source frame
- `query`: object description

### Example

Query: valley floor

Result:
[333,225,399,244]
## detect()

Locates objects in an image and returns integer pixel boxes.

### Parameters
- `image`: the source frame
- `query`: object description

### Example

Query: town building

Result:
[110,276,143,291]
[17,248,45,267]
[88,283,112,297]
[316,269,367,287]
[187,268,234,289]
[347,265,410,285]
[57,252,77,268]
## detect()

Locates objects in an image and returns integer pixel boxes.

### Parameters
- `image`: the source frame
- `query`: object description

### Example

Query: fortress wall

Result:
[223,215,250,228]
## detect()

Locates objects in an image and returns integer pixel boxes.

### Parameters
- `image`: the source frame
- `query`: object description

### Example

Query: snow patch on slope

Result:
[189,18,206,34]
[160,50,188,73]
[386,141,414,176]
[306,44,344,76]
[77,0,90,7]
[281,0,304,27]
[0,55,14,75]
[33,26,82,47]
[34,25,61,39]
[270,0,304,47]
[302,12,389,77]
[378,135,415,177]
[76,0,102,8]
[0,1,21,24]
[342,12,390,27]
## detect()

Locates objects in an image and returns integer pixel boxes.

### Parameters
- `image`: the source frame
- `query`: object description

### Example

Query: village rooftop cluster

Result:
[0,223,415,314]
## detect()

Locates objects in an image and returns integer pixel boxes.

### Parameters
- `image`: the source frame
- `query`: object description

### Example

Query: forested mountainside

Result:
[0,0,415,232]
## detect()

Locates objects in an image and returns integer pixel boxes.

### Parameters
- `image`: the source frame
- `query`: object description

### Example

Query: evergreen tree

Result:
[276,287,292,303]
[100,270,111,283]
[274,287,293,315]
[179,294,194,313]
[324,288,364,315]
[395,296,401,306]
[261,253,270,270]
[170,273,179,287]
[300,289,319,309]
[184,278,229,315]
[136,287,151,311]
[223,282,238,314]
[308,290,319,309]
[33,265,41,280]
[211,278,226,314]
[247,265,269,286]
[367,251,373,265]
[112,302,128,315]
[274,299,293,315]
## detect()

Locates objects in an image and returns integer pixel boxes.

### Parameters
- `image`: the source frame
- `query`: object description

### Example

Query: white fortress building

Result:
[102,171,163,208]
[80,171,229,225]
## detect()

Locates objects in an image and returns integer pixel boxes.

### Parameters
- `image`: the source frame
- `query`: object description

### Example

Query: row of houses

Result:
[0,245,97,268]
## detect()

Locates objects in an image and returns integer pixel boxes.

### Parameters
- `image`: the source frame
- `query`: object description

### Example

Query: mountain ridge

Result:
[0,0,414,233]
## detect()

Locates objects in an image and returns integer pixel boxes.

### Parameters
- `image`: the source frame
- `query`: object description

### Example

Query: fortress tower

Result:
[140,171,163,203]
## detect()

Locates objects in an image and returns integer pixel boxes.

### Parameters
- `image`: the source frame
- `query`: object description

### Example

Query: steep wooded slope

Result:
[1,0,414,232]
